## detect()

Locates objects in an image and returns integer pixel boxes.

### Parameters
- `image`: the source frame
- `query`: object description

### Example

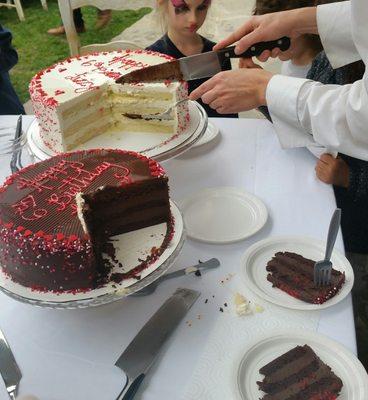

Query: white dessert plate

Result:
[241,235,354,311]
[27,101,207,162]
[237,330,368,400]
[0,201,184,309]
[179,187,268,244]
[192,120,219,148]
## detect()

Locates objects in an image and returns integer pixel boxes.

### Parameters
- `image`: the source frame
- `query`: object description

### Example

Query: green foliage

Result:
[0,0,151,103]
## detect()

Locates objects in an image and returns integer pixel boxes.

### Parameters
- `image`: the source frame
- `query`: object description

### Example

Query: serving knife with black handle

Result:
[116,37,290,83]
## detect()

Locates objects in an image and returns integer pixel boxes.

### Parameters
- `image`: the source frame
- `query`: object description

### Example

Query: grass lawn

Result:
[1,0,152,103]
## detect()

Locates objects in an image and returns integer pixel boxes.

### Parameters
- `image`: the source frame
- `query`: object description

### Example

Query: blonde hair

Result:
[156,0,169,33]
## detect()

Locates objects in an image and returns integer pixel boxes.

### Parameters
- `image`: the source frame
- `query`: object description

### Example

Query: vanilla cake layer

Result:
[29,50,189,153]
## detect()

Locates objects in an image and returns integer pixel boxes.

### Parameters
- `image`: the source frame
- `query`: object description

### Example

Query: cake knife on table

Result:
[0,328,22,399]
[114,288,200,400]
[116,37,290,83]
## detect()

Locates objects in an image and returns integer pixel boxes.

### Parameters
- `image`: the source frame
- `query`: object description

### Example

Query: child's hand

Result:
[238,58,263,69]
[315,154,350,188]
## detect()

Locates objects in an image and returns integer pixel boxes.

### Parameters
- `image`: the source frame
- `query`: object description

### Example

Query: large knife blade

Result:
[114,288,200,400]
[0,328,22,399]
[116,37,290,84]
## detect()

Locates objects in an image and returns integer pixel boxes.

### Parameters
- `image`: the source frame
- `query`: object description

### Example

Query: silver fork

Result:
[131,258,220,296]
[314,208,342,287]
[10,115,23,173]
[141,98,188,120]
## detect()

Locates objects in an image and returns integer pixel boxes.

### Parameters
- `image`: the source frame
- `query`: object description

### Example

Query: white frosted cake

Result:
[29,49,190,153]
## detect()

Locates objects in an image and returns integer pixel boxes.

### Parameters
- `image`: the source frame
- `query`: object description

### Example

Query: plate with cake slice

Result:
[0,149,185,308]
[237,330,368,400]
[27,49,208,162]
[241,236,354,310]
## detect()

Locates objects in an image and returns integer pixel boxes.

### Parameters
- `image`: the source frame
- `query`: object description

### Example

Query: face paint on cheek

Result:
[171,0,186,7]
[202,0,211,5]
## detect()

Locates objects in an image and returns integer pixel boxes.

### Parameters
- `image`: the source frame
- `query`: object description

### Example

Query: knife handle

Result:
[217,36,291,62]
[116,374,145,400]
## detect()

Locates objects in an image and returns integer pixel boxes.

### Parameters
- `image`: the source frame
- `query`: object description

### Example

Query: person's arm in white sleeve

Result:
[317,1,359,68]
[190,0,368,159]
[267,0,368,160]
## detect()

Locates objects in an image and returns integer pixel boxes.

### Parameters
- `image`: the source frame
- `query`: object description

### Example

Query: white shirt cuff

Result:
[317,2,359,68]
[266,74,316,149]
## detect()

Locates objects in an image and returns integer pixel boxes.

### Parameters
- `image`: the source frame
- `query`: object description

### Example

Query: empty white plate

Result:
[179,187,267,244]
[237,330,368,400]
[192,120,220,148]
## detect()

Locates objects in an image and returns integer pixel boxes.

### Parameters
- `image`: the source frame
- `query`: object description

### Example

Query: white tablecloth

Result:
[0,116,356,400]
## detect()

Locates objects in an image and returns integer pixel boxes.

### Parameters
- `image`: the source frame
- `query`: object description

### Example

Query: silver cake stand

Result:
[0,201,186,309]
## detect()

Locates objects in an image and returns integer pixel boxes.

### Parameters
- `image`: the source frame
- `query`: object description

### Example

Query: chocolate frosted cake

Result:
[0,149,172,292]
[257,345,343,399]
[266,252,345,304]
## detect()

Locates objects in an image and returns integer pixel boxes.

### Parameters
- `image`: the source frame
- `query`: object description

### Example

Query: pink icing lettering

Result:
[65,72,98,93]
[17,177,53,193]
[47,193,72,211]
[12,195,47,221]
[80,59,98,67]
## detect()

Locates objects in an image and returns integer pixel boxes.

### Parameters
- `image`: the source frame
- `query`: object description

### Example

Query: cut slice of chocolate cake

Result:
[76,177,171,272]
[257,344,343,400]
[266,252,345,304]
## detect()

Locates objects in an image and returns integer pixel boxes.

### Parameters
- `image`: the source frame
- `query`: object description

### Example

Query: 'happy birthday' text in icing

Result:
[14,159,131,220]
[12,194,47,222]
[65,72,99,93]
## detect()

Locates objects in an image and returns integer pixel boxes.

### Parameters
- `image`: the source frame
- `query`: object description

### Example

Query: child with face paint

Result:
[146,0,238,118]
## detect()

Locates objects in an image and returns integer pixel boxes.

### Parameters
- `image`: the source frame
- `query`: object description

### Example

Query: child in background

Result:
[246,0,368,261]
[146,0,238,118]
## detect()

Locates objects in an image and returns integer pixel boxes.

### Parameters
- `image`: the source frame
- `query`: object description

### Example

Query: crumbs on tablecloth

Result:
[219,307,224,312]
[195,269,202,277]
[234,293,265,316]
[197,314,201,320]
[220,273,235,284]
[254,304,264,313]
[205,298,208,304]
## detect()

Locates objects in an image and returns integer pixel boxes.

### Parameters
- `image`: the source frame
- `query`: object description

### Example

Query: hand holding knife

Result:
[116,37,290,84]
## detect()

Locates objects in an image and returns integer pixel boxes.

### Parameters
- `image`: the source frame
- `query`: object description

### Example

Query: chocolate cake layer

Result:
[0,149,171,292]
[257,345,343,400]
[79,179,170,238]
[266,252,345,304]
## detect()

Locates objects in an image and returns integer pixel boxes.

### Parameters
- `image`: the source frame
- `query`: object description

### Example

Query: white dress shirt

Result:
[281,60,311,79]
[266,0,368,160]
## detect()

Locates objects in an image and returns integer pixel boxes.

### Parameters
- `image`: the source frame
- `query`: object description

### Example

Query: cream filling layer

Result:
[60,95,175,131]
[64,115,174,149]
